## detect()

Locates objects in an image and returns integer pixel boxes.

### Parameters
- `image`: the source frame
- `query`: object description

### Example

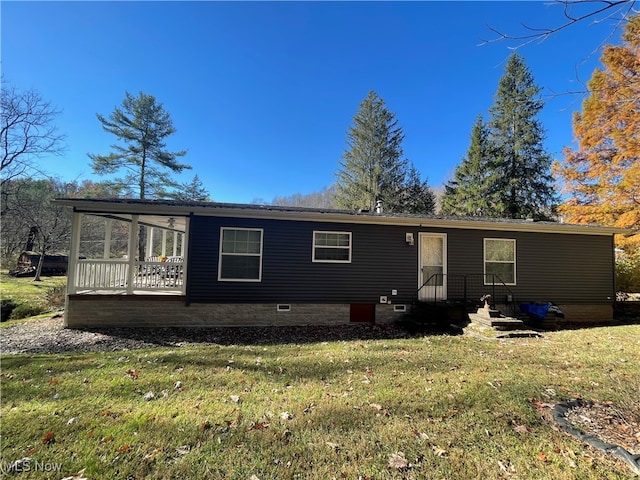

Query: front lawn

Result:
[1,325,638,479]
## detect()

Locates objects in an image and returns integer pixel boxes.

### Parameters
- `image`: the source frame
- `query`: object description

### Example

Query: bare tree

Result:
[1,82,66,188]
[6,179,73,281]
[483,0,636,47]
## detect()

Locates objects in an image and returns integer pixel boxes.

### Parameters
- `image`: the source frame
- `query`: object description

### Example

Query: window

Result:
[218,228,263,281]
[484,238,516,285]
[313,231,352,263]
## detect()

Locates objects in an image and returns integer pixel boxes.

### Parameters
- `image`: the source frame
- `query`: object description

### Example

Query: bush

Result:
[616,252,640,293]
[46,284,67,310]
[1,299,18,322]
[8,303,46,320]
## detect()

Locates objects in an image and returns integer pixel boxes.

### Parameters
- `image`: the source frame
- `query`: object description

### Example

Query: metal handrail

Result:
[416,273,517,315]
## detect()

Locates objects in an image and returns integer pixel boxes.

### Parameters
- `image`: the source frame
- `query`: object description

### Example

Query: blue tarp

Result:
[520,302,565,320]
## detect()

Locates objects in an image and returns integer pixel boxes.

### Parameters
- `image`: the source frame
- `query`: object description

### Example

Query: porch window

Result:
[484,238,516,285]
[218,228,263,281]
[313,231,351,263]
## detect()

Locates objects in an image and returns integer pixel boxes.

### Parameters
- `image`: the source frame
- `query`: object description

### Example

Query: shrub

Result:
[46,284,67,310]
[616,252,640,293]
[8,303,46,320]
[1,299,18,322]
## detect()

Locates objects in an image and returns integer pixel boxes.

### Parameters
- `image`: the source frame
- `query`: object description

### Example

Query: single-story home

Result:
[54,198,626,328]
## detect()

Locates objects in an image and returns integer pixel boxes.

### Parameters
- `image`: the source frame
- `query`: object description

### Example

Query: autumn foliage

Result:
[555,15,640,253]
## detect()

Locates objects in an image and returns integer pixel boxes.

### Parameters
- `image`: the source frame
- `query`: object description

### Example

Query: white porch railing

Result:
[75,258,184,293]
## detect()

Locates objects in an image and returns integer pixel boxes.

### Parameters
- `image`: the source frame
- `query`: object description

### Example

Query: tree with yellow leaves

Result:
[555,14,640,255]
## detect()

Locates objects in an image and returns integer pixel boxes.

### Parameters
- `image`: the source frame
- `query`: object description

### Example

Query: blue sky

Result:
[2,1,627,204]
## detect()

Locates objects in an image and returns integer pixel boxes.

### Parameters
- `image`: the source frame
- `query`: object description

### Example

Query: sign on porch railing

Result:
[75,258,184,292]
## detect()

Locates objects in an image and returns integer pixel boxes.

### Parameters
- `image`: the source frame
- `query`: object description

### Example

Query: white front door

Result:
[418,233,447,301]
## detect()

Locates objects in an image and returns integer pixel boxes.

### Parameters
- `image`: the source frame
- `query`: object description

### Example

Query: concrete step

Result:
[468,312,525,330]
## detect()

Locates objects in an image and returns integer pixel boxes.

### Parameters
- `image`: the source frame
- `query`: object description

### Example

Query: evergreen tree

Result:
[170,174,211,202]
[88,91,190,200]
[400,163,436,215]
[487,54,558,219]
[89,91,190,258]
[441,115,495,216]
[334,91,407,212]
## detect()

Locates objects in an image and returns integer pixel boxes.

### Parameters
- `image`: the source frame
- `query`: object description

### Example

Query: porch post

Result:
[147,227,154,259]
[127,215,139,295]
[67,212,82,296]
[103,218,112,259]
[181,217,189,295]
[161,229,167,257]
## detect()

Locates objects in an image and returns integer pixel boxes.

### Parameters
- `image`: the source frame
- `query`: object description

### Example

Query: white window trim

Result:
[312,231,352,263]
[218,227,264,282]
[483,238,516,286]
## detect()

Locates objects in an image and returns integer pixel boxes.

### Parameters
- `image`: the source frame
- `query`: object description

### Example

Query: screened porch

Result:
[67,212,189,295]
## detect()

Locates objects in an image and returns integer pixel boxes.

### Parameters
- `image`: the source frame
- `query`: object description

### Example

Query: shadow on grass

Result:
[75,321,463,348]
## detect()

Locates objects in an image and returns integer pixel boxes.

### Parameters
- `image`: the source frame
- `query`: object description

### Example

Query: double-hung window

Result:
[484,238,516,285]
[313,231,352,263]
[218,228,263,281]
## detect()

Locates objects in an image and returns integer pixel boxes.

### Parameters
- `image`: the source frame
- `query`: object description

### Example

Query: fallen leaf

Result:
[325,441,340,451]
[67,417,79,425]
[230,395,241,403]
[41,431,55,444]
[536,452,548,462]
[388,451,409,469]
[143,391,155,401]
[369,403,383,411]
[432,445,447,457]
[249,421,270,431]
[117,444,132,453]
[513,424,531,434]
[279,411,294,420]
[126,369,140,380]
[49,378,59,385]
[200,421,212,431]
[60,468,88,480]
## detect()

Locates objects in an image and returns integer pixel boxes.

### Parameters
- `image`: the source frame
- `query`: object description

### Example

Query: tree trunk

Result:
[33,243,45,282]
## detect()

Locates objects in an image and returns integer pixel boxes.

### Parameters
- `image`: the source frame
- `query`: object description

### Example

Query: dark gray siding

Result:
[186,215,615,305]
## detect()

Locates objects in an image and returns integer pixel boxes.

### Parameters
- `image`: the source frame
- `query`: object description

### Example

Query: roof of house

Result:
[54,197,629,236]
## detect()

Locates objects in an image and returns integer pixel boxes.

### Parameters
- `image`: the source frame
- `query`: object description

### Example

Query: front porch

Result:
[67,211,189,296]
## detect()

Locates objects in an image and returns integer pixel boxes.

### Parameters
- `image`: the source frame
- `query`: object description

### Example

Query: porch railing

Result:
[74,258,184,292]
[417,273,516,315]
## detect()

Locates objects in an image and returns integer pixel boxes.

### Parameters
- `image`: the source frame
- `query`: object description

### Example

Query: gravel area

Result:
[0,314,430,355]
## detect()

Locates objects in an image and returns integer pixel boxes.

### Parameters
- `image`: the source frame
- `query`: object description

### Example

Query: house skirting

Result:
[64,295,407,328]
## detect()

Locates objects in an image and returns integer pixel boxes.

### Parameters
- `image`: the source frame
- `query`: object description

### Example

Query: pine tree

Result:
[400,163,436,215]
[89,91,190,258]
[555,14,640,253]
[488,54,558,219]
[88,91,190,200]
[170,174,211,202]
[441,115,495,216]
[335,91,407,212]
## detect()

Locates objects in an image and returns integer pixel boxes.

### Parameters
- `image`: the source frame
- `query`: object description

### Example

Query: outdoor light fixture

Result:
[405,232,414,245]
[167,217,176,228]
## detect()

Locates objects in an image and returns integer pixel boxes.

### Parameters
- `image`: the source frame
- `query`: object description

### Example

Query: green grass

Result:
[1,325,639,479]
[0,271,66,324]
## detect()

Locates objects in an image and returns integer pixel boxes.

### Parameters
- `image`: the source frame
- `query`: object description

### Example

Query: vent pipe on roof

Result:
[375,200,383,214]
